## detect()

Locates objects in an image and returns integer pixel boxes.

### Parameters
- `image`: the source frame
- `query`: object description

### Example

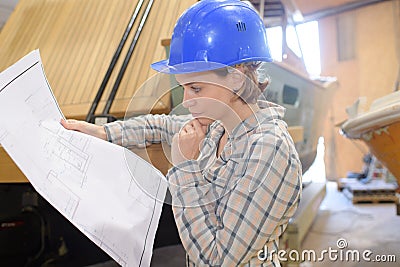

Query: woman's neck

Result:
[221,101,259,134]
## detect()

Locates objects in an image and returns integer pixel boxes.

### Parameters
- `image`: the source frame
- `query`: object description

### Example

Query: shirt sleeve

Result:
[103,114,192,148]
[167,124,302,266]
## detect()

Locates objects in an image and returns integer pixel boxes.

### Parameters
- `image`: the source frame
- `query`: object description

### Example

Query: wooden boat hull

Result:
[341,91,400,184]
[360,122,400,182]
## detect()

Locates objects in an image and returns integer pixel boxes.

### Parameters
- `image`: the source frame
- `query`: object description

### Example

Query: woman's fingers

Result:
[60,119,81,131]
[182,121,193,130]
[191,119,206,135]
[184,124,195,134]
[60,119,107,140]
[171,119,207,164]
[181,119,205,136]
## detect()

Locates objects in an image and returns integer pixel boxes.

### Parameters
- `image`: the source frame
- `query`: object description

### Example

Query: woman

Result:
[62,0,302,266]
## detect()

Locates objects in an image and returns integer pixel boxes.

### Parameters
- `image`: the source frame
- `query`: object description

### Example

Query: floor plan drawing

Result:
[41,122,91,188]
[42,170,81,218]
[0,50,167,267]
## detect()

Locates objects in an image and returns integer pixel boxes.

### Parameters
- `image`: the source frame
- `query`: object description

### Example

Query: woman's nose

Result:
[182,89,195,108]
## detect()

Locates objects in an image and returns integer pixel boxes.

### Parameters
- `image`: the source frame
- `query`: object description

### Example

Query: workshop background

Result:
[0,0,399,267]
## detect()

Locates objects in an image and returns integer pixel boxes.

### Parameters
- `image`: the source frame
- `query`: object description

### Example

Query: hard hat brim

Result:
[151,57,273,74]
[151,60,232,74]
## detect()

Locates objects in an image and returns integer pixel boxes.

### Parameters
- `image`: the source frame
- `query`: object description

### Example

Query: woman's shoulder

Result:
[251,117,297,155]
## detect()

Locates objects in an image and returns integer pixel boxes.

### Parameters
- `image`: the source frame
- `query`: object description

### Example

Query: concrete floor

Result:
[300,181,400,267]
[298,138,400,267]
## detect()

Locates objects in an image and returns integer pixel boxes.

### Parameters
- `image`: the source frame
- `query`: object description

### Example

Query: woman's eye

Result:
[191,86,201,93]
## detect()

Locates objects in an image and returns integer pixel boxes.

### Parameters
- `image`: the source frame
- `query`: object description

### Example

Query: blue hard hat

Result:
[151,0,272,74]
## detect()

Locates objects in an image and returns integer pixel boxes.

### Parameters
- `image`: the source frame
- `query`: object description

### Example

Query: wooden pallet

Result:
[342,179,398,204]
[337,177,360,191]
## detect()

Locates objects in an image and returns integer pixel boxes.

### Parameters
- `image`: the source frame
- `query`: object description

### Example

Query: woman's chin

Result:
[196,117,215,126]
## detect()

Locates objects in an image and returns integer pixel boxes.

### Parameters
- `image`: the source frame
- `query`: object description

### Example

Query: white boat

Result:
[341,91,400,184]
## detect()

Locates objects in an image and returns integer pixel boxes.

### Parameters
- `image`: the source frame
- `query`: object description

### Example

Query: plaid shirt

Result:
[104,101,302,267]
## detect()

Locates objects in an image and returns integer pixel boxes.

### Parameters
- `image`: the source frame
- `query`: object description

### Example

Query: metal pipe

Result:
[102,0,155,115]
[85,0,145,122]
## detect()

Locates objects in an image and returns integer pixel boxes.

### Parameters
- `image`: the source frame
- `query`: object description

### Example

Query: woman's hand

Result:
[60,119,107,140]
[171,119,207,165]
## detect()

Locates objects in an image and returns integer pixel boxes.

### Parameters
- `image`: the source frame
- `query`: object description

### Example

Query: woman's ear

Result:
[228,67,245,92]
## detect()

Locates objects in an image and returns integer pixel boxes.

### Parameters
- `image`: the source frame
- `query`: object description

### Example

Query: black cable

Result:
[85,0,145,122]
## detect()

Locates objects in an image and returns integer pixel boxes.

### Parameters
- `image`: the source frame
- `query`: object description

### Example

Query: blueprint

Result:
[0,50,168,267]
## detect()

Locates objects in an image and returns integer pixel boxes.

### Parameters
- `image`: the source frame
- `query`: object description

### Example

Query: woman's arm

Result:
[61,114,191,148]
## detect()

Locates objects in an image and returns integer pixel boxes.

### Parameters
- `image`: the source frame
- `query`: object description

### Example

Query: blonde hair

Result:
[214,62,269,104]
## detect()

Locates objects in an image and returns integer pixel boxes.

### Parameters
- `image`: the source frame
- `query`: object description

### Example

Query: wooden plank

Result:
[342,179,398,204]
[0,147,28,183]
[343,188,398,204]
[288,126,304,143]
[77,0,121,104]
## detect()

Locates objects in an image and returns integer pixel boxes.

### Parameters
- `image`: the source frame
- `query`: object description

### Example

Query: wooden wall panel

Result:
[0,0,196,183]
[0,0,196,119]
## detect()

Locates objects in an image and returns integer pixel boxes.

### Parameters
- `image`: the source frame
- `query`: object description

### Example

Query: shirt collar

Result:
[206,100,285,141]
[229,100,286,140]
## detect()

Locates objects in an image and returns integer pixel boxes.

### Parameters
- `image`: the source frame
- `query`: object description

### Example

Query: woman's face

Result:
[175,70,240,127]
